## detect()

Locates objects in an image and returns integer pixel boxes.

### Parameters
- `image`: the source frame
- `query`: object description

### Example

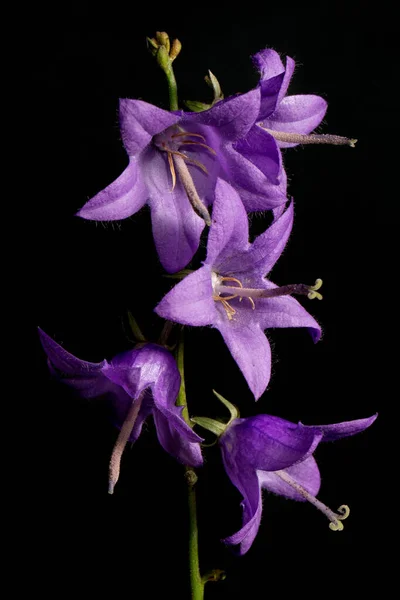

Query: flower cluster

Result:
[40,32,375,562]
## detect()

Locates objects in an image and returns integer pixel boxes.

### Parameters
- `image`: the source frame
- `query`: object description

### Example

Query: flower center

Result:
[212,273,323,320]
[274,469,350,531]
[153,126,216,226]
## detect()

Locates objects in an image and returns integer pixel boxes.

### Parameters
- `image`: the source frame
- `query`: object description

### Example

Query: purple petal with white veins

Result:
[144,148,205,273]
[215,318,271,400]
[77,158,148,221]
[205,178,249,268]
[155,266,217,326]
[222,145,287,212]
[234,126,282,184]
[301,414,378,442]
[264,94,327,147]
[119,98,181,156]
[188,88,261,141]
[258,456,321,500]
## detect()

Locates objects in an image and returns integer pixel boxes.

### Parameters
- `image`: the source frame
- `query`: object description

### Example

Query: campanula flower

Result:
[218,410,377,554]
[155,178,321,399]
[38,328,203,492]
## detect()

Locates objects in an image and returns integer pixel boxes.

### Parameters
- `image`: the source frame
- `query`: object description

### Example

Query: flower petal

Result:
[301,414,378,442]
[254,284,322,343]
[215,319,271,400]
[222,415,322,472]
[155,266,217,326]
[253,50,296,120]
[231,200,293,278]
[220,445,262,555]
[188,88,261,141]
[205,179,249,268]
[258,455,321,500]
[222,145,287,212]
[38,328,110,398]
[144,148,205,273]
[252,48,285,80]
[234,126,282,184]
[76,158,148,221]
[119,99,181,156]
[153,408,203,467]
[264,94,328,147]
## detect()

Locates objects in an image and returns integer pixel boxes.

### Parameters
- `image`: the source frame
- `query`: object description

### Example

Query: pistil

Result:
[275,469,350,531]
[108,392,145,494]
[260,126,357,147]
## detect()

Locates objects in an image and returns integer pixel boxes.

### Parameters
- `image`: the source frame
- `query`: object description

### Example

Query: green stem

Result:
[186,467,204,600]
[176,330,205,599]
[165,65,179,111]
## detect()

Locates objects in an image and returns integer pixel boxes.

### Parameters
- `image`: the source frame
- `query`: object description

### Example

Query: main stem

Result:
[176,330,204,600]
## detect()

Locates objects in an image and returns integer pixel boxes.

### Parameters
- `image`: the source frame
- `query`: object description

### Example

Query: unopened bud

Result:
[169,38,182,61]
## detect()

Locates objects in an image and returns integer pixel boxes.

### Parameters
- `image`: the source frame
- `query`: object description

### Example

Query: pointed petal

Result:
[254,283,322,343]
[222,415,322,472]
[252,48,285,80]
[153,408,203,467]
[301,414,378,442]
[38,328,110,398]
[220,441,262,555]
[253,50,296,119]
[234,126,282,184]
[264,94,328,147]
[187,88,261,141]
[223,145,287,212]
[155,266,217,326]
[76,158,148,221]
[259,456,321,500]
[119,99,181,156]
[205,178,250,267]
[215,319,271,400]
[232,201,293,278]
[144,149,205,273]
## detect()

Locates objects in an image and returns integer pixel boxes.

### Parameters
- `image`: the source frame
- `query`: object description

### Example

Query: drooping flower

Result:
[219,410,377,554]
[38,328,203,492]
[155,178,321,399]
[193,393,377,555]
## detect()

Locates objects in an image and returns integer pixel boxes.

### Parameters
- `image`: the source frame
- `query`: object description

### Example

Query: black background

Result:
[22,2,393,597]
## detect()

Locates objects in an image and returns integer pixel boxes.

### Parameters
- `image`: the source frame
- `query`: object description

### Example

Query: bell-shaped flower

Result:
[156,178,321,399]
[76,88,292,273]
[210,402,377,555]
[38,328,203,492]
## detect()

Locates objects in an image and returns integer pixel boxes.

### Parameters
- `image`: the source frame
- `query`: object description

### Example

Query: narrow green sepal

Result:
[127,311,147,342]
[163,268,194,280]
[184,99,213,112]
[212,390,239,424]
[191,416,226,436]
[205,70,224,103]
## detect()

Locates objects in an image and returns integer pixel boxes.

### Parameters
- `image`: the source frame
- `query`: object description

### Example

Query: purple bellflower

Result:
[155,178,321,400]
[38,328,203,493]
[77,89,290,273]
[215,403,377,555]
[253,48,355,150]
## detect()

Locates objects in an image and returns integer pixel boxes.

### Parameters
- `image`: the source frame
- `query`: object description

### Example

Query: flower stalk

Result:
[176,330,204,599]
